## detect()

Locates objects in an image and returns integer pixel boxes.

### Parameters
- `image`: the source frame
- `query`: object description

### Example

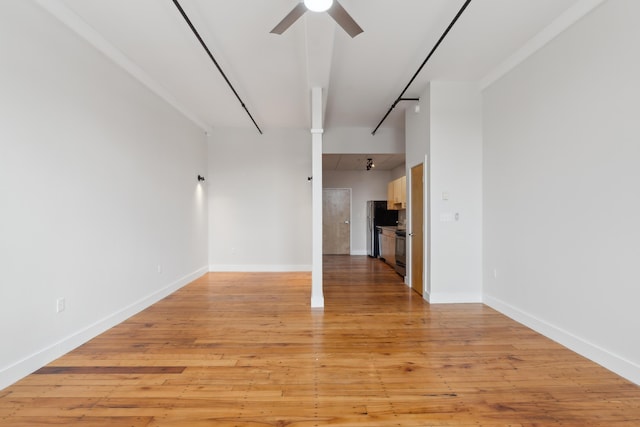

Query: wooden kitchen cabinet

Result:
[379,227,396,267]
[387,176,406,210]
[387,181,395,210]
[396,176,406,208]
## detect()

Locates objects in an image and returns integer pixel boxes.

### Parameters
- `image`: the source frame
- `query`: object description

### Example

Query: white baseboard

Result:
[484,294,640,386]
[0,266,208,390]
[350,250,368,256]
[209,264,312,272]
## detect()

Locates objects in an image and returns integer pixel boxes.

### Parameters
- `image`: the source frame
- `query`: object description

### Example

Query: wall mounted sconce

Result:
[366,158,375,171]
[197,175,206,182]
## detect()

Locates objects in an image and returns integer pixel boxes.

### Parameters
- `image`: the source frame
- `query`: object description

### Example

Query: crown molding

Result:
[480,0,606,90]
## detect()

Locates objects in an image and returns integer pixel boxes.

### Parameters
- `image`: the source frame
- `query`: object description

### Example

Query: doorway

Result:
[323,188,351,255]
[410,164,424,295]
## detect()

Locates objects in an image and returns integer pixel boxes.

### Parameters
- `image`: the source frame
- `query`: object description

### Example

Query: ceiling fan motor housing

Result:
[304,0,333,13]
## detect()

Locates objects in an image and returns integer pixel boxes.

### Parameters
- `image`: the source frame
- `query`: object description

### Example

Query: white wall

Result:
[429,83,483,303]
[323,127,405,154]
[405,89,430,294]
[405,83,483,302]
[389,164,406,181]
[0,1,208,389]
[323,170,392,255]
[405,87,430,169]
[208,128,312,271]
[483,0,640,384]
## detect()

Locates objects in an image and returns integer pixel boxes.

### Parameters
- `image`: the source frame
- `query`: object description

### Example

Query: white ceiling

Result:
[37,0,587,170]
[47,0,584,137]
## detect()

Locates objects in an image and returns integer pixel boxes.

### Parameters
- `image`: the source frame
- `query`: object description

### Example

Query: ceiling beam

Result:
[304,12,336,128]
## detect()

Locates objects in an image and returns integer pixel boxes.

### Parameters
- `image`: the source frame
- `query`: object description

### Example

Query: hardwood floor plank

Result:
[34,367,186,375]
[1,256,639,426]
[0,416,153,426]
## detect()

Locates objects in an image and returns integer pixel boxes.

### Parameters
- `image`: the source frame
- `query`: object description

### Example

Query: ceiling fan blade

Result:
[270,2,307,34]
[327,0,363,38]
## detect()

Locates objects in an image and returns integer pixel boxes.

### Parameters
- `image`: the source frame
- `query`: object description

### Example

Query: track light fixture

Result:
[366,158,375,171]
[197,175,206,182]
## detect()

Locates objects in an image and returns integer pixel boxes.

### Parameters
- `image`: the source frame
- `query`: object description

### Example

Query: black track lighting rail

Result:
[372,0,472,135]
[172,0,263,134]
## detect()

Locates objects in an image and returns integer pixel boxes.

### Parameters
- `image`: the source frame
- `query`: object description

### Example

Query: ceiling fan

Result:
[270,0,363,38]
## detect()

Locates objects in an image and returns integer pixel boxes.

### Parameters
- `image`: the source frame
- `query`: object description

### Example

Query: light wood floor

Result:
[1,256,639,426]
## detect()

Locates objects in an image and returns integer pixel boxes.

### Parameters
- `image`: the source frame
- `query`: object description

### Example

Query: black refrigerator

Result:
[366,200,398,257]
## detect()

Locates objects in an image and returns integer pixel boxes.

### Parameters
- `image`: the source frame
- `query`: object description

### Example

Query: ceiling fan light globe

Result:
[304,0,333,13]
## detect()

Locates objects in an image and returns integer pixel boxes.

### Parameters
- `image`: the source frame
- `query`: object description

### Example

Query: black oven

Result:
[395,229,406,276]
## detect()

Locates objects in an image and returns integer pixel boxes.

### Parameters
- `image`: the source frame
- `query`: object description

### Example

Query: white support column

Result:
[310,87,324,308]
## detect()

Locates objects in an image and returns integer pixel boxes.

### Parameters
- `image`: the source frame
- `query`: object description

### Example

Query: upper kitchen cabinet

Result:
[387,176,406,210]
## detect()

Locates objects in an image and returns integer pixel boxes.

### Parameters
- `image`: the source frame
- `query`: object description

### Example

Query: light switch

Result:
[442,192,449,201]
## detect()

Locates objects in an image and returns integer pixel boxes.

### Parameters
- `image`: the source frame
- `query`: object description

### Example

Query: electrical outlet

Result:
[493,269,498,279]
[157,264,162,274]
[56,297,65,313]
